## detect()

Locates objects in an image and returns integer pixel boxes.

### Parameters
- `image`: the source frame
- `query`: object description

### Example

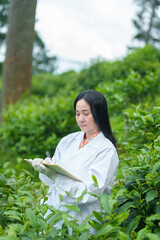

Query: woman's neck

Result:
[84,130,100,139]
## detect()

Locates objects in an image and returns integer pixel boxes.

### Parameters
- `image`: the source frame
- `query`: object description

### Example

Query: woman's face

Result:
[75,99,99,138]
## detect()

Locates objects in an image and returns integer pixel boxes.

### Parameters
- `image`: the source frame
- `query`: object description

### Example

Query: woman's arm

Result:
[52,146,119,204]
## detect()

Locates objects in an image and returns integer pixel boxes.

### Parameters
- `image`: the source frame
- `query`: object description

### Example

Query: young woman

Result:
[30,89,119,229]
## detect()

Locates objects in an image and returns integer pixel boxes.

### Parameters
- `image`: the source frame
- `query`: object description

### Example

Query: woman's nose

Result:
[79,115,84,121]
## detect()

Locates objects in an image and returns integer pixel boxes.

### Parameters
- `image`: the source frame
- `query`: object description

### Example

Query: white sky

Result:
[36,0,137,73]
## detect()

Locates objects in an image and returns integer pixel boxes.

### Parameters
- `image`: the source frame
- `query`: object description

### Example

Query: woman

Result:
[30,89,119,229]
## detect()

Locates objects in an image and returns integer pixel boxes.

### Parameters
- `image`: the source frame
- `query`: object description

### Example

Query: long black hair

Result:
[74,89,116,146]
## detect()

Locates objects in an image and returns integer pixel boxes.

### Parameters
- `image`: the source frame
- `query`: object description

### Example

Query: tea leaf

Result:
[146,213,160,222]
[146,190,157,203]
[25,208,37,227]
[146,233,160,240]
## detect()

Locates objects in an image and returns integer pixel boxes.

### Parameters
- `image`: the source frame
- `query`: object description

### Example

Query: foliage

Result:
[122,45,160,76]
[0,98,160,238]
[75,58,123,91]
[97,70,160,115]
[132,0,160,48]
[114,101,160,238]
[31,70,78,97]
[0,94,78,159]
[116,136,160,238]
[32,32,57,74]
[124,100,160,148]
[0,42,160,238]
[0,0,9,44]
[0,160,128,239]
[75,45,160,91]
[0,128,160,239]
[0,0,57,74]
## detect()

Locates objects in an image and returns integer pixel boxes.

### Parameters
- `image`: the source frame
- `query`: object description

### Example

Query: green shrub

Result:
[116,136,160,237]
[0,99,160,239]
[75,58,124,91]
[124,100,160,148]
[0,94,78,159]
[32,70,78,97]
[0,160,129,240]
[97,71,160,115]
[75,45,160,91]
[123,45,160,76]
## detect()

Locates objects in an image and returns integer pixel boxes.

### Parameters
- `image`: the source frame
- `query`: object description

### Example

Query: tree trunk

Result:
[1,0,37,114]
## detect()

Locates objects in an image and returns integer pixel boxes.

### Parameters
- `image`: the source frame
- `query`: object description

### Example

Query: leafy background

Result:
[0,45,160,239]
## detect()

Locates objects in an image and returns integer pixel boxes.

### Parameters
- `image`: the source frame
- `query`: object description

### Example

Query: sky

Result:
[36,0,137,73]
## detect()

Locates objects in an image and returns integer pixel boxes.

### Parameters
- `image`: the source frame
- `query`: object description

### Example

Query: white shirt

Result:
[39,131,119,224]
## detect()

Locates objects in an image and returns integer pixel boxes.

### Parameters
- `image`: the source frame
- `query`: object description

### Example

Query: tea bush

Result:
[31,70,78,97]
[122,45,160,76]
[113,100,160,239]
[0,99,160,239]
[124,100,160,149]
[0,44,160,239]
[115,136,160,238]
[75,58,124,91]
[0,94,78,159]
[0,134,160,239]
[75,45,160,91]
[0,159,130,239]
[97,71,160,115]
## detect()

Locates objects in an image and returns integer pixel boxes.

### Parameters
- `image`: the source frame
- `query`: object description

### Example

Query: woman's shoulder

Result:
[98,132,117,151]
[59,131,83,144]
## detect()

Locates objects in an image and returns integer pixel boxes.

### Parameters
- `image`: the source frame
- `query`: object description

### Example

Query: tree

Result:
[132,0,160,48]
[0,0,9,73]
[0,1,57,75]
[32,32,57,74]
[1,0,37,114]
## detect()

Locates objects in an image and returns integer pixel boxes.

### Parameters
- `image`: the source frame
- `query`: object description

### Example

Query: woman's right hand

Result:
[31,158,46,172]
[30,158,57,182]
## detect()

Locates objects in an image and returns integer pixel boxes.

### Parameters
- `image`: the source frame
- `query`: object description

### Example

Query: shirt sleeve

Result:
[52,145,119,205]
[39,138,64,186]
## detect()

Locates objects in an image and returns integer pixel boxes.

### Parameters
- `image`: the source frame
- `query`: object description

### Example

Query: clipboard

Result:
[42,163,82,182]
[24,159,82,182]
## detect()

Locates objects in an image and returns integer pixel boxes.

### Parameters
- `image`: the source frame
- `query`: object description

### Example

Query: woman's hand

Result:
[30,158,57,181]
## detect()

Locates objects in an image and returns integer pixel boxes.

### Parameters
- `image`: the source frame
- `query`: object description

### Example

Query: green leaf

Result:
[127,215,141,234]
[63,204,80,212]
[79,231,91,240]
[78,214,92,232]
[38,217,48,231]
[146,233,160,240]
[88,219,102,231]
[4,210,22,221]
[92,175,98,187]
[76,190,87,203]
[116,201,135,214]
[146,190,157,203]
[0,225,5,235]
[25,208,37,227]
[115,211,129,225]
[0,237,18,240]
[98,224,119,236]
[118,231,128,240]
[137,227,149,240]
[92,211,102,222]
[100,194,115,215]
[146,214,160,222]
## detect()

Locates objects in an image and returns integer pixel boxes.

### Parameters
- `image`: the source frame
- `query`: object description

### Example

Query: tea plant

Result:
[124,100,160,149]
[0,94,78,160]
[116,136,160,237]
